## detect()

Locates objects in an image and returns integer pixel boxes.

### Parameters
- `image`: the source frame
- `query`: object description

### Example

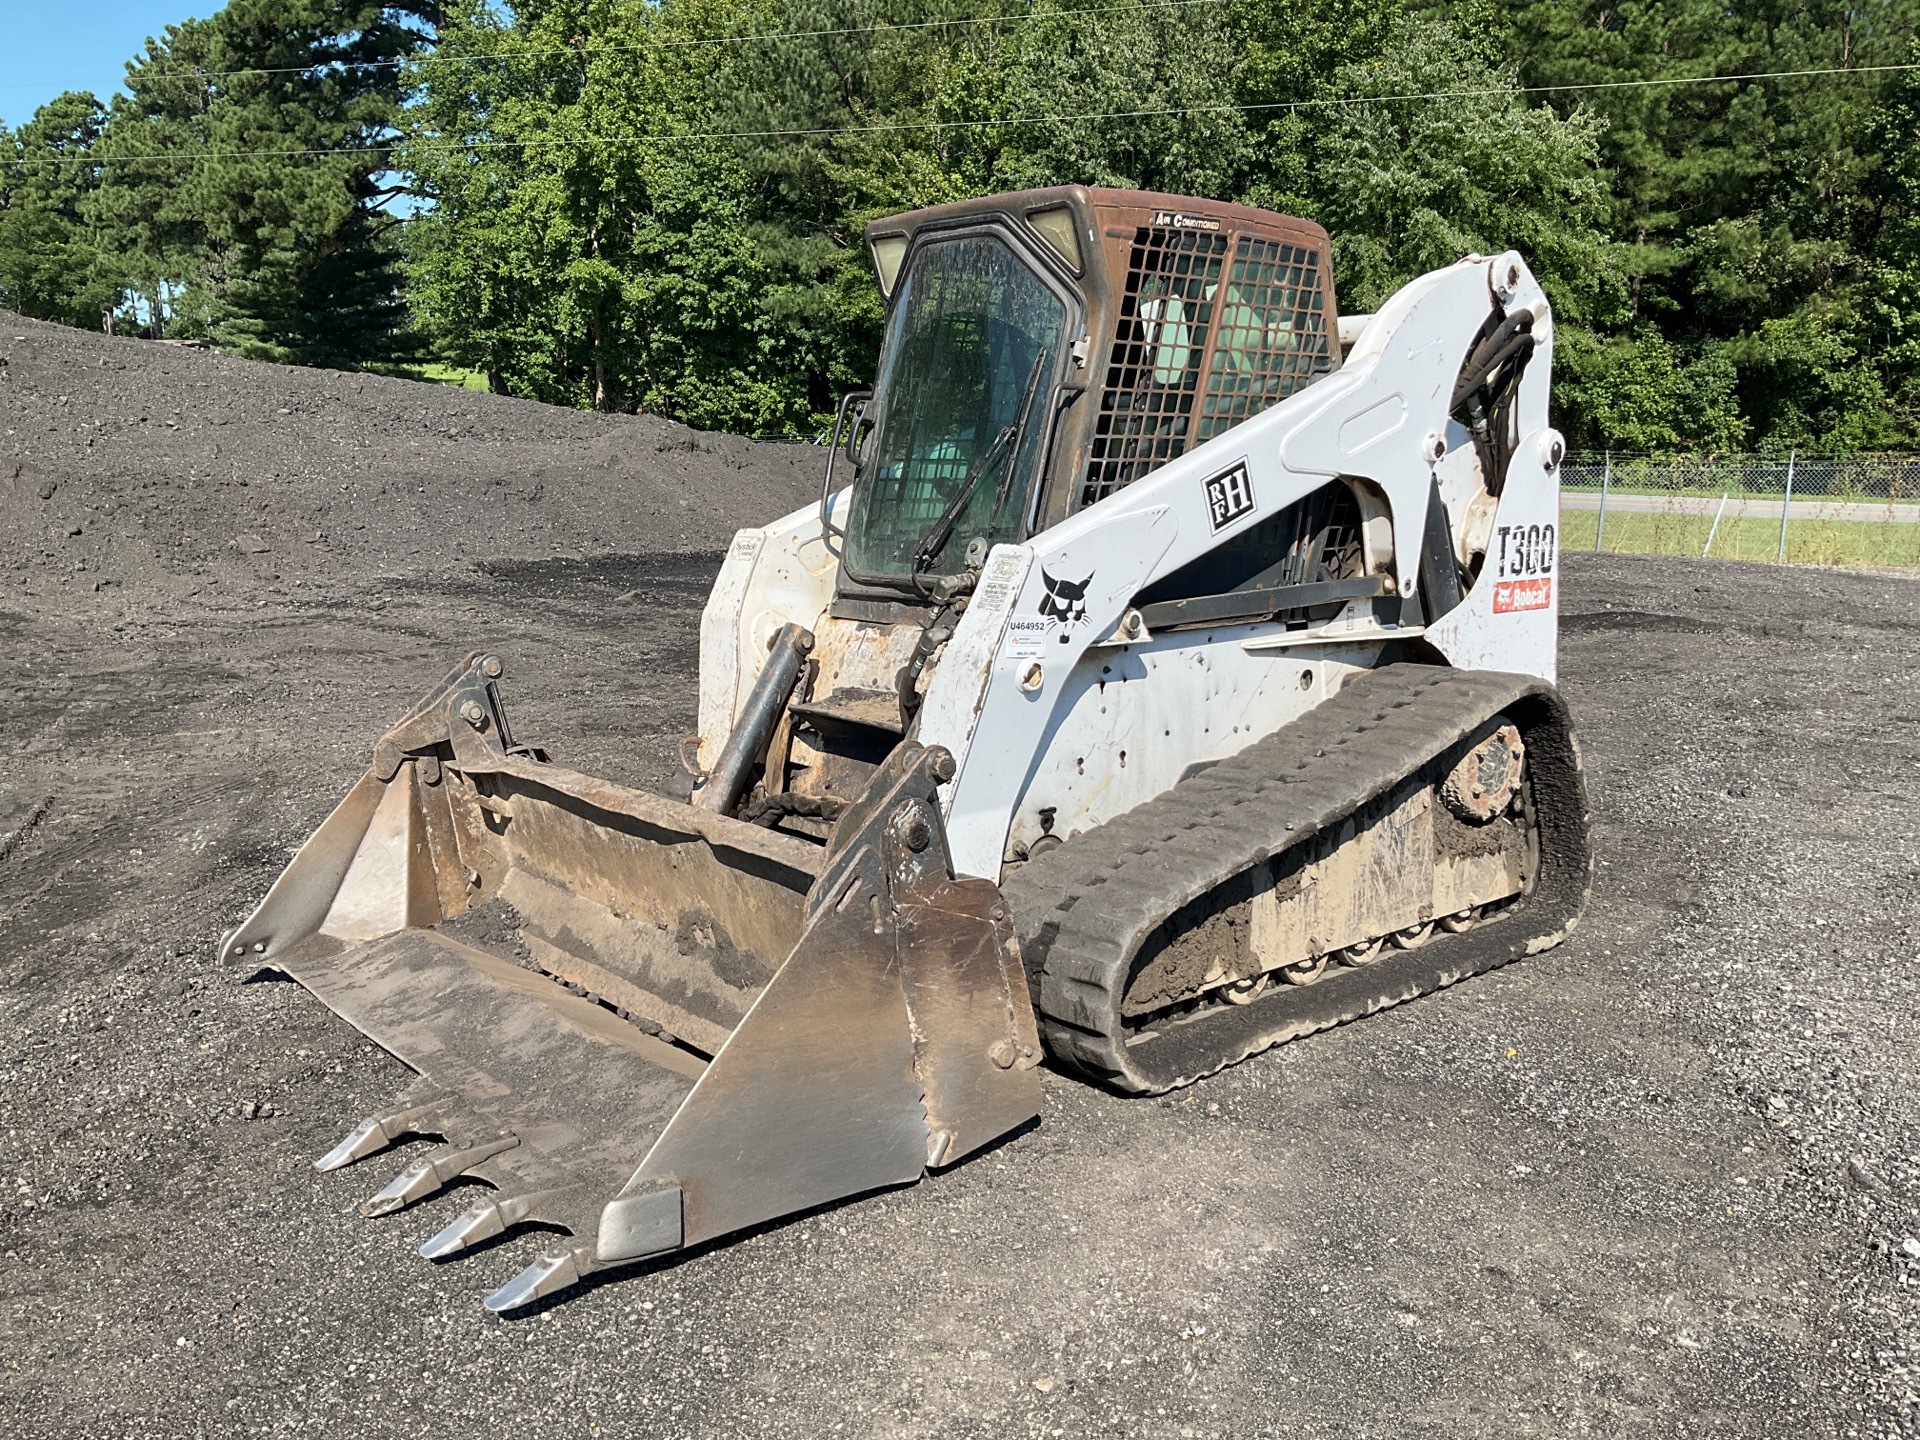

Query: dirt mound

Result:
[0,311,820,600]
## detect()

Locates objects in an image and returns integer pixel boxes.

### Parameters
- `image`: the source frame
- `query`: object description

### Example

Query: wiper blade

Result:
[910,352,1048,583]
[983,353,1051,536]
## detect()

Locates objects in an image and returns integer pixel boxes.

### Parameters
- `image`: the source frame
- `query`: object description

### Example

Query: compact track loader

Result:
[224,187,1592,1311]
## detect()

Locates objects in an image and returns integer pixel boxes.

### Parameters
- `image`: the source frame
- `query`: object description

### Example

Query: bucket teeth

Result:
[359,1136,518,1218]
[484,1244,600,1314]
[315,1098,451,1172]
[419,1200,508,1260]
[417,1188,568,1261]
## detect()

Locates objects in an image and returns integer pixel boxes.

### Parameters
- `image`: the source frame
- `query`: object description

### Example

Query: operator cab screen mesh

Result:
[1081,226,1228,508]
[1198,238,1332,441]
[1079,229,1332,510]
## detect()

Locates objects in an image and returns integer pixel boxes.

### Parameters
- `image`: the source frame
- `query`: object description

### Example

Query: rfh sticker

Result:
[1492,522,1556,613]
[1204,461,1257,533]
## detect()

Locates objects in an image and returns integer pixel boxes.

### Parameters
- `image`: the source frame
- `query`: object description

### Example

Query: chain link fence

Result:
[1559,452,1920,568]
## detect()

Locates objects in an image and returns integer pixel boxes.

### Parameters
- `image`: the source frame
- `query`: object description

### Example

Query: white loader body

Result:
[700,252,1564,879]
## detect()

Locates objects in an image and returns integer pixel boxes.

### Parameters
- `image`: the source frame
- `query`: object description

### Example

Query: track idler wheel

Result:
[1338,936,1385,967]
[1441,722,1525,822]
[1222,973,1272,1005]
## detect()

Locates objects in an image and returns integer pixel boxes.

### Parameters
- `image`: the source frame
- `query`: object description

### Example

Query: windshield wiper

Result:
[910,351,1048,586]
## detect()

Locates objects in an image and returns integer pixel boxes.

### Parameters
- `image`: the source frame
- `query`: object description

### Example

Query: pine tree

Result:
[1486,0,1920,449]
[0,92,118,327]
[94,0,434,362]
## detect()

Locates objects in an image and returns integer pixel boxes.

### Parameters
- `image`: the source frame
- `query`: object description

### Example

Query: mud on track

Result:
[2,312,1918,1437]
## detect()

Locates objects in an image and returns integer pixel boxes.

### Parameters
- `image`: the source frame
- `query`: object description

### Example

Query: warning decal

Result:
[1004,616,1049,660]
[974,550,1027,613]
[1492,577,1554,613]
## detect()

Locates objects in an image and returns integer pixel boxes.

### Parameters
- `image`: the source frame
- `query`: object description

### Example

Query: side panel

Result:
[915,545,1034,791]
[999,632,1389,858]
[1423,427,1563,682]
[698,530,763,773]
[1423,261,1561,682]
[924,506,1177,875]
[696,494,846,772]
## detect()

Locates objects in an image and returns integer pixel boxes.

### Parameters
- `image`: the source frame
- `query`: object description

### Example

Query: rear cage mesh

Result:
[1079,227,1334,510]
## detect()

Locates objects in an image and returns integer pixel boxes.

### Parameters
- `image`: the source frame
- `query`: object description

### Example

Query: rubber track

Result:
[1000,664,1593,1093]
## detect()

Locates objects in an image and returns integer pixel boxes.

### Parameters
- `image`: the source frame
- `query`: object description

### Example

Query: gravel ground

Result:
[1,314,1917,1438]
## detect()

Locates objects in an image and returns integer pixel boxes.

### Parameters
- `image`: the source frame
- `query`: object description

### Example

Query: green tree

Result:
[716,0,1271,411]
[706,2,1624,431]
[1863,48,1920,440]
[0,92,118,327]
[94,0,433,361]
[1555,331,1747,452]
[1487,0,1920,449]
[391,0,1914,448]
[1269,17,1619,325]
[405,0,851,426]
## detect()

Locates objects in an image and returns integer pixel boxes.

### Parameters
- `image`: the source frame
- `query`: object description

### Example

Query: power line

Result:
[0,0,1231,91]
[8,61,1917,169]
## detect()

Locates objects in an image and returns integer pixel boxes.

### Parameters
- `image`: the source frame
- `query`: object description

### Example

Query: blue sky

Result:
[0,1,215,129]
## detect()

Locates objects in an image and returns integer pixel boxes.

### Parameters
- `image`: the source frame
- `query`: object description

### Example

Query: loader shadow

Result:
[468,551,725,605]
[241,966,292,983]
[1560,608,1726,635]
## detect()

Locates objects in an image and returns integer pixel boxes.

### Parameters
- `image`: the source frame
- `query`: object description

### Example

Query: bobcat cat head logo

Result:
[1038,567,1092,627]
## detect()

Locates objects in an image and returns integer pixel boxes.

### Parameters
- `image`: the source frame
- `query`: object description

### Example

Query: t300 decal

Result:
[1491,522,1556,613]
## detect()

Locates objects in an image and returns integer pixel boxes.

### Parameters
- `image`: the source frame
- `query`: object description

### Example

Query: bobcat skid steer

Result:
[223,187,1591,1312]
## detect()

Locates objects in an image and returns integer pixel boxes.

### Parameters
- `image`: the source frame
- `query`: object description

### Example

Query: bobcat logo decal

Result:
[1037,567,1092,630]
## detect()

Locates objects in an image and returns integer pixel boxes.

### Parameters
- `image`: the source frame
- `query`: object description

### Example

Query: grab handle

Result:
[821,389,873,543]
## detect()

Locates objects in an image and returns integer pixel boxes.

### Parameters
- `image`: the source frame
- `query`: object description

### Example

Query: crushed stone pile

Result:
[0,311,820,599]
